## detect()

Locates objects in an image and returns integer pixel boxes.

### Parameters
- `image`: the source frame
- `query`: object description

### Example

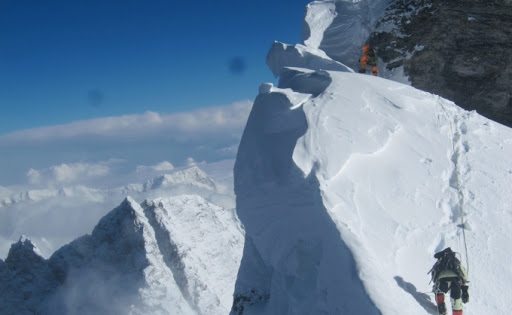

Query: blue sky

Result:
[0,0,313,186]
[1,0,311,134]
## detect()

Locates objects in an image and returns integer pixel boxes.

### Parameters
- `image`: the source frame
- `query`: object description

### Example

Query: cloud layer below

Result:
[0,101,252,186]
[0,101,252,144]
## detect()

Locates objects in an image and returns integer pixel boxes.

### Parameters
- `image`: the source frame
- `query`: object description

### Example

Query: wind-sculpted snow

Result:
[302,1,337,48]
[233,80,380,314]
[233,10,512,313]
[0,196,243,314]
[266,42,352,78]
[278,68,332,97]
[302,0,390,70]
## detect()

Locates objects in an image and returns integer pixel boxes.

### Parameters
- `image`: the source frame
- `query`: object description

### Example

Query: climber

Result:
[428,247,469,315]
[358,44,378,76]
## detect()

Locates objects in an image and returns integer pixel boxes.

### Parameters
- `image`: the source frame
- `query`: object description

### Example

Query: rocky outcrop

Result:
[370,0,512,127]
[1,237,59,314]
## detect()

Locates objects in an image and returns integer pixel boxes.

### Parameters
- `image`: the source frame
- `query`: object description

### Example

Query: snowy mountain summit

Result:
[127,166,218,193]
[0,196,244,314]
[231,1,512,314]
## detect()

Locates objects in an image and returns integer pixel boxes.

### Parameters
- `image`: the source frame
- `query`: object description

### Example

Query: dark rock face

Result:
[1,237,59,314]
[370,0,512,127]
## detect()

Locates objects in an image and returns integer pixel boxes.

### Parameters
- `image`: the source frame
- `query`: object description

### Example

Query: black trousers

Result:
[434,277,464,312]
[437,277,462,300]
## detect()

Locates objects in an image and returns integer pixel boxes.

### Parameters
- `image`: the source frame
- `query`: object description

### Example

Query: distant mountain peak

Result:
[0,166,218,209]
[5,235,45,267]
[1,194,243,314]
[143,165,217,191]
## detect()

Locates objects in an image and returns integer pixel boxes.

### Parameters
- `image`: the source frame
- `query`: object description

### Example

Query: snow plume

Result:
[186,157,200,166]
[136,161,175,173]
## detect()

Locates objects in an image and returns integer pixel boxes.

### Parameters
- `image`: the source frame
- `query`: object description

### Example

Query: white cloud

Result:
[185,157,206,167]
[27,168,42,185]
[136,161,175,174]
[149,161,175,171]
[0,101,253,144]
[0,159,237,259]
[52,163,109,183]
[27,162,112,186]
[186,157,197,166]
[217,144,239,156]
[0,186,11,198]
[0,101,252,187]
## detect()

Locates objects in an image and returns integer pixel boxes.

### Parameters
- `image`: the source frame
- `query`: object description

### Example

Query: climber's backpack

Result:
[428,248,463,283]
[367,49,378,66]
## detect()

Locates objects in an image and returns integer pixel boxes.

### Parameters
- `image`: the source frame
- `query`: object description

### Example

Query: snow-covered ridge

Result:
[0,195,244,314]
[302,1,337,48]
[302,0,390,70]
[232,3,512,314]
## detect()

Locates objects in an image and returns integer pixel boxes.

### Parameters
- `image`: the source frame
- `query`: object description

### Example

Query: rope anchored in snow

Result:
[437,98,470,274]
[455,167,470,275]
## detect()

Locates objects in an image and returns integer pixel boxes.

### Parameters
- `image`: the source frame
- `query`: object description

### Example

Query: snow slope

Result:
[0,195,244,314]
[234,68,512,315]
[232,4,512,314]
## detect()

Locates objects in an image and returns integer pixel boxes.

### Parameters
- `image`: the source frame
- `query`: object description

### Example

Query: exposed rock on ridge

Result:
[307,0,512,127]
[369,0,512,127]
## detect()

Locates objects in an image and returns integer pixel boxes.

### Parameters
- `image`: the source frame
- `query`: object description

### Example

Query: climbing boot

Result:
[435,293,447,314]
[437,303,447,314]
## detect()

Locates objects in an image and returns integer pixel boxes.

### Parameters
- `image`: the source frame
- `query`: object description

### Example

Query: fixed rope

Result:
[454,157,470,274]
[433,98,471,315]
[438,98,470,274]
